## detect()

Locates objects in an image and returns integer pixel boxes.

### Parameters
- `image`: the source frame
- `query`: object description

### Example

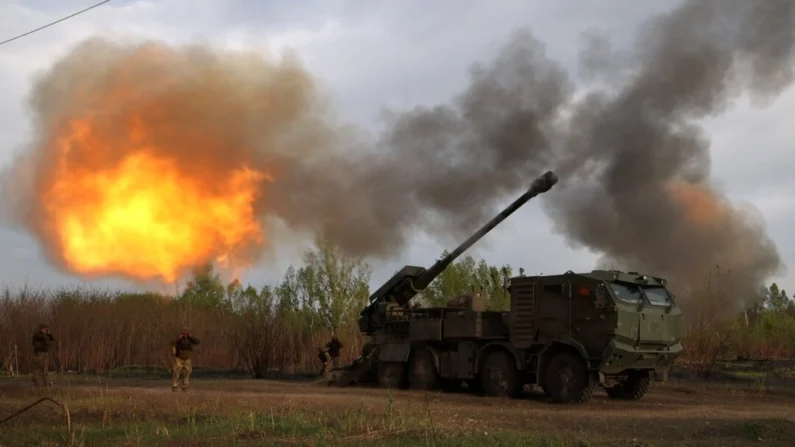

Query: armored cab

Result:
[500,269,683,402]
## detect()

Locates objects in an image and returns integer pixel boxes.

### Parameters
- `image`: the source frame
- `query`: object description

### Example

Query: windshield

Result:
[608,282,672,307]
[641,286,672,306]
[608,282,642,304]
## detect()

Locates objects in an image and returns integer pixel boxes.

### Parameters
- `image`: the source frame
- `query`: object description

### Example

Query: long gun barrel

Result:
[358,170,559,335]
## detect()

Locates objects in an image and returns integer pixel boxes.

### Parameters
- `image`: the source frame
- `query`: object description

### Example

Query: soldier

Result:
[325,335,343,380]
[171,326,200,392]
[31,323,55,388]
[317,347,331,379]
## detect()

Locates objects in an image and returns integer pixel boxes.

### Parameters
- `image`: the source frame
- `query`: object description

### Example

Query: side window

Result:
[574,283,604,309]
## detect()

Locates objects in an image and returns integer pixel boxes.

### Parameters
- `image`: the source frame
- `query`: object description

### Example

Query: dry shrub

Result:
[0,284,364,377]
[680,267,744,378]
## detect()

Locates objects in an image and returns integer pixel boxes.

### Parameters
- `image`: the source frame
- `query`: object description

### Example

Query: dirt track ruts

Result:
[3,377,794,445]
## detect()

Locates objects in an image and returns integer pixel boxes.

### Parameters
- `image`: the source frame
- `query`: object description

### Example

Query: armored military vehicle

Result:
[334,171,683,404]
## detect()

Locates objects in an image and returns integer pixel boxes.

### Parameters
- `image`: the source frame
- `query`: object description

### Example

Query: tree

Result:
[419,251,513,310]
[786,291,795,318]
[764,283,789,312]
[290,235,371,333]
[229,284,280,378]
[179,263,229,310]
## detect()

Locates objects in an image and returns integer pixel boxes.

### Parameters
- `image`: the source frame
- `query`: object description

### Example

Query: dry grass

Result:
[0,372,793,447]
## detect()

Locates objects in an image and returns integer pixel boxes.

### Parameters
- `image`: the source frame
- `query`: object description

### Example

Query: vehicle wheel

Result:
[543,351,593,404]
[606,371,650,400]
[378,362,405,389]
[480,350,520,398]
[408,347,439,390]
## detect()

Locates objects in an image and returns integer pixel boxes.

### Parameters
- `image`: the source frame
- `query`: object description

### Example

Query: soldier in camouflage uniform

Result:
[31,323,55,388]
[318,347,331,379]
[171,326,200,392]
[325,335,343,380]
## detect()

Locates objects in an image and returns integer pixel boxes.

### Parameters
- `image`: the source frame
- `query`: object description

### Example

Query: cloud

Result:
[0,0,793,297]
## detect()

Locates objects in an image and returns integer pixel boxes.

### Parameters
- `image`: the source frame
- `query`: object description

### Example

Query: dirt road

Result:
[87,378,795,443]
[2,376,794,446]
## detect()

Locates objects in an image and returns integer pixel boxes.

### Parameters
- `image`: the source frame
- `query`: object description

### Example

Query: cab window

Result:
[608,282,641,304]
[642,286,672,306]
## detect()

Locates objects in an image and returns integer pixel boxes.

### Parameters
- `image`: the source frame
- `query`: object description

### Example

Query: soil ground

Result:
[0,363,794,447]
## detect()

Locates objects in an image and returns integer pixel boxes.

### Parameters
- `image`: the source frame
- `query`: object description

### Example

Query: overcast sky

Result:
[0,0,793,296]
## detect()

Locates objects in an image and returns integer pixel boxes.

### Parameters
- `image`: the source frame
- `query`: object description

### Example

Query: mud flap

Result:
[335,354,375,387]
[653,367,668,382]
[379,343,411,363]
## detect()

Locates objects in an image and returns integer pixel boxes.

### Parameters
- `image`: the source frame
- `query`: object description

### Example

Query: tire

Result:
[543,351,593,404]
[480,350,520,398]
[378,362,405,389]
[606,371,650,400]
[408,347,439,390]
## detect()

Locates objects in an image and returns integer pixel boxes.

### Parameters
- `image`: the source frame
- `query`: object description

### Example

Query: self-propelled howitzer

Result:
[334,173,682,405]
[357,170,559,336]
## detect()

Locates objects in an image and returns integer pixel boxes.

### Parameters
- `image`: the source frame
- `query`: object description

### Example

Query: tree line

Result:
[0,238,793,378]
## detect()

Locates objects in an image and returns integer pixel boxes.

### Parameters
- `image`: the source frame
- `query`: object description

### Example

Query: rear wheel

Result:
[378,362,405,389]
[606,371,650,400]
[543,351,593,404]
[408,347,439,390]
[480,350,520,398]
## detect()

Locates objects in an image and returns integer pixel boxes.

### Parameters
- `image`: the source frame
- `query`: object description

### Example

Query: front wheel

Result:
[408,347,439,390]
[480,350,520,398]
[543,351,593,404]
[378,362,405,389]
[606,371,650,400]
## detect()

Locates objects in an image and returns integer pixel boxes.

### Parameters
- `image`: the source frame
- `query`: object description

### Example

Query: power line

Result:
[0,0,112,47]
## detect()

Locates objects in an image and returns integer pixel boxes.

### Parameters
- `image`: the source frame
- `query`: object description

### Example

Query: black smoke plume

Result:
[2,0,790,307]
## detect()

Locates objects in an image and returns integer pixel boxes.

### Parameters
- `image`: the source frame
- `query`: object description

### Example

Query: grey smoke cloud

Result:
[1,0,791,310]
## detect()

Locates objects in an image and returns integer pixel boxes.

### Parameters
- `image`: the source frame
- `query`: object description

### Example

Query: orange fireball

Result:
[2,38,324,285]
[41,118,271,283]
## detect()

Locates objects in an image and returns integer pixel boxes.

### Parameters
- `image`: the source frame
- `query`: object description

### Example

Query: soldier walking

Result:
[318,347,331,379]
[325,335,343,380]
[171,326,200,392]
[31,323,55,388]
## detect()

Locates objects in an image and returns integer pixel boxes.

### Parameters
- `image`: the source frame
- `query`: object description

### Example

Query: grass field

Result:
[0,362,794,447]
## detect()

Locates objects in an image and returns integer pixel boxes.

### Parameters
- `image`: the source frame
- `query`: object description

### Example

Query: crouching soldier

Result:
[171,326,200,392]
[318,347,331,379]
[325,335,343,380]
[32,323,55,388]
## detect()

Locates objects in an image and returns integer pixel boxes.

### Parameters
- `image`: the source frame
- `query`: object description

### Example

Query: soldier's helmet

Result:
[38,323,49,330]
